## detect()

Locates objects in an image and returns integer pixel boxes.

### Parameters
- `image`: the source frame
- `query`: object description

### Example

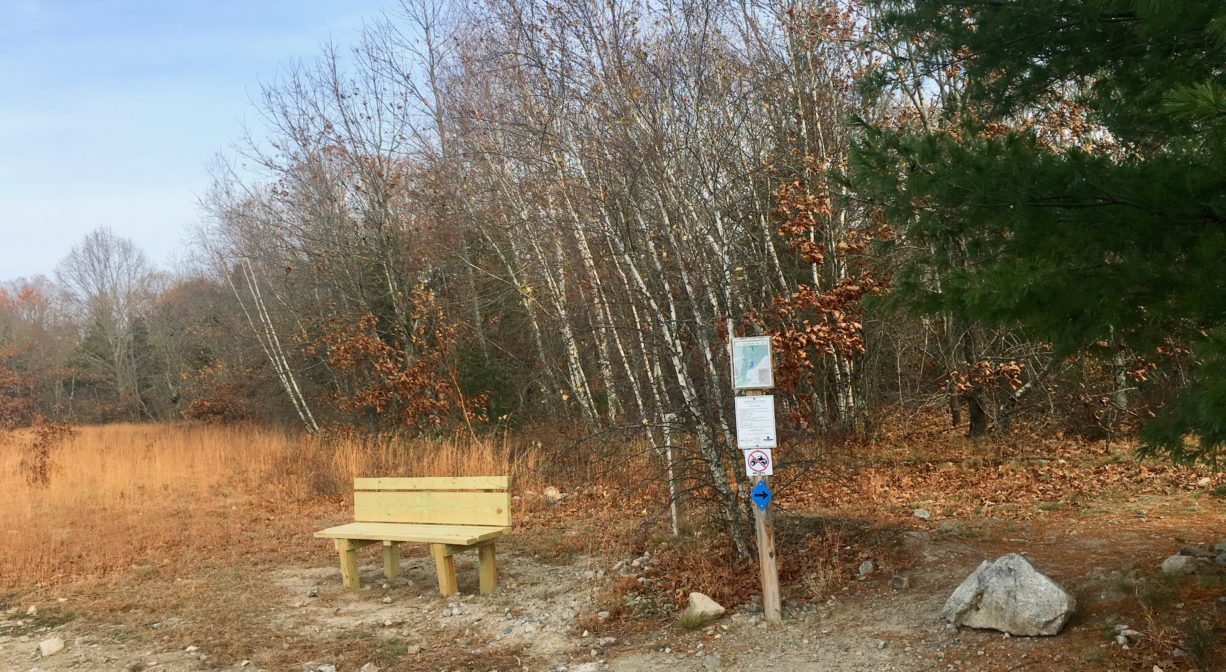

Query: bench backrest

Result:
[353,476,511,528]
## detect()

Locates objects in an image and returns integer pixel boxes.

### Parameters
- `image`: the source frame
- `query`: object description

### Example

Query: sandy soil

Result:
[3,498,1223,672]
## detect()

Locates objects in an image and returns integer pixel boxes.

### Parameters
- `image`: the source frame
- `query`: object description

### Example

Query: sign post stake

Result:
[731,333,782,624]
[752,471,781,623]
[745,387,781,624]
[664,412,679,537]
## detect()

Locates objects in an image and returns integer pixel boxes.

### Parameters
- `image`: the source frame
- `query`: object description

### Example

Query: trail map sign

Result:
[731,336,773,390]
[734,394,777,449]
[744,448,773,476]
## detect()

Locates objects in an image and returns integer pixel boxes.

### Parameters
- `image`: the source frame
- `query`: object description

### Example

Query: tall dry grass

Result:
[0,423,544,591]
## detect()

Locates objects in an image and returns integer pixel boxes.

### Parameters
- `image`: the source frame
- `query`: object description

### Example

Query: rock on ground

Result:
[38,638,65,658]
[682,592,726,621]
[1161,555,1198,575]
[940,553,1076,636]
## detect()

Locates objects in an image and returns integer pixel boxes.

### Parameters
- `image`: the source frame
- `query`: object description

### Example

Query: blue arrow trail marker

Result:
[750,479,773,511]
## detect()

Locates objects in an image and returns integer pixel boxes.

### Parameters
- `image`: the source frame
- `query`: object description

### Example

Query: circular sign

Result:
[746,449,771,475]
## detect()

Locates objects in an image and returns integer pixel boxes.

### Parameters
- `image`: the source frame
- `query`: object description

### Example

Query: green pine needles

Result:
[853,0,1226,464]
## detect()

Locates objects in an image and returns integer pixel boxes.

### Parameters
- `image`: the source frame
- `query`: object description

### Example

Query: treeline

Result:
[3,0,1212,550]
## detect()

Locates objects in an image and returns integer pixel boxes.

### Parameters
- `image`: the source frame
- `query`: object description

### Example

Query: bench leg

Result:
[479,543,497,595]
[335,539,361,589]
[430,543,458,596]
[383,541,401,580]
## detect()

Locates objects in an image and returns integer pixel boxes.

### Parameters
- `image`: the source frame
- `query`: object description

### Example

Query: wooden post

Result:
[382,541,401,580]
[335,539,361,589]
[742,387,782,624]
[430,543,458,596]
[478,543,497,594]
[752,473,781,623]
[664,411,679,537]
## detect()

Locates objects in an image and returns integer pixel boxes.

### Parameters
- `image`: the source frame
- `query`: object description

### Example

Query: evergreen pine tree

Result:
[854,1,1226,462]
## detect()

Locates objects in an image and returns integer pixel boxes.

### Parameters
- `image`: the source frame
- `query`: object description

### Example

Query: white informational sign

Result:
[734,394,777,449]
[731,336,774,390]
[744,448,774,476]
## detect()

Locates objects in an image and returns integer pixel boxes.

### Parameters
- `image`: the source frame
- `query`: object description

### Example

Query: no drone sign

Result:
[744,448,773,476]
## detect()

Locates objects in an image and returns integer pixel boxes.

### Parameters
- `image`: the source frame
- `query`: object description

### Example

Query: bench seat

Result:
[314,522,508,546]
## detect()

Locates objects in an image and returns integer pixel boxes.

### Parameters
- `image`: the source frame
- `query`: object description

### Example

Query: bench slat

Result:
[355,476,508,491]
[314,522,508,546]
[354,490,511,527]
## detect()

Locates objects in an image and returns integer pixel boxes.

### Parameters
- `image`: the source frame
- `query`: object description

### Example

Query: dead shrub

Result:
[792,526,846,602]
[651,535,759,611]
[19,422,76,488]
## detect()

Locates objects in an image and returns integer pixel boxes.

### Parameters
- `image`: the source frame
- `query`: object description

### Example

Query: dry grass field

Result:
[0,423,545,589]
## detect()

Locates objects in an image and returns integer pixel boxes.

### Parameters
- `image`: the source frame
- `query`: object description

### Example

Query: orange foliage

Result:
[748,178,883,418]
[183,362,256,423]
[311,288,485,431]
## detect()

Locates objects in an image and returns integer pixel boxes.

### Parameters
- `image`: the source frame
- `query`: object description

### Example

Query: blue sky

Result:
[0,0,389,280]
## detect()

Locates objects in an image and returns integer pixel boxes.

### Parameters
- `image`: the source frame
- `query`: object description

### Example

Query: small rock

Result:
[405,645,422,655]
[382,596,392,604]
[889,575,910,590]
[38,638,65,657]
[359,664,380,672]
[1121,629,1143,640]
[543,486,563,503]
[681,593,726,621]
[1161,555,1198,575]
[1216,553,1226,567]
[582,570,596,580]
[858,560,875,578]
[26,606,37,616]
[913,509,931,521]
[1116,635,1129,646]
[702,653,721,670]
[597,611,610,620]
[185,646,198,653]
[877,640,887,650]
[307,589,318,598]
[303,663,337,672]
[240,661,251,668]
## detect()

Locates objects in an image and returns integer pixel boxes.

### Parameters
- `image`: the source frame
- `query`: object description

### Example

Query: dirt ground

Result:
[4,486,1225,672]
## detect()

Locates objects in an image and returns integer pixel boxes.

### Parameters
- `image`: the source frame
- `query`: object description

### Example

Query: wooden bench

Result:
[314,476,511,596]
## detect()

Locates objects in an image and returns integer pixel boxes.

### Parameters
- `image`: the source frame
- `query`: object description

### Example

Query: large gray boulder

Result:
[940,553,1076,636]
